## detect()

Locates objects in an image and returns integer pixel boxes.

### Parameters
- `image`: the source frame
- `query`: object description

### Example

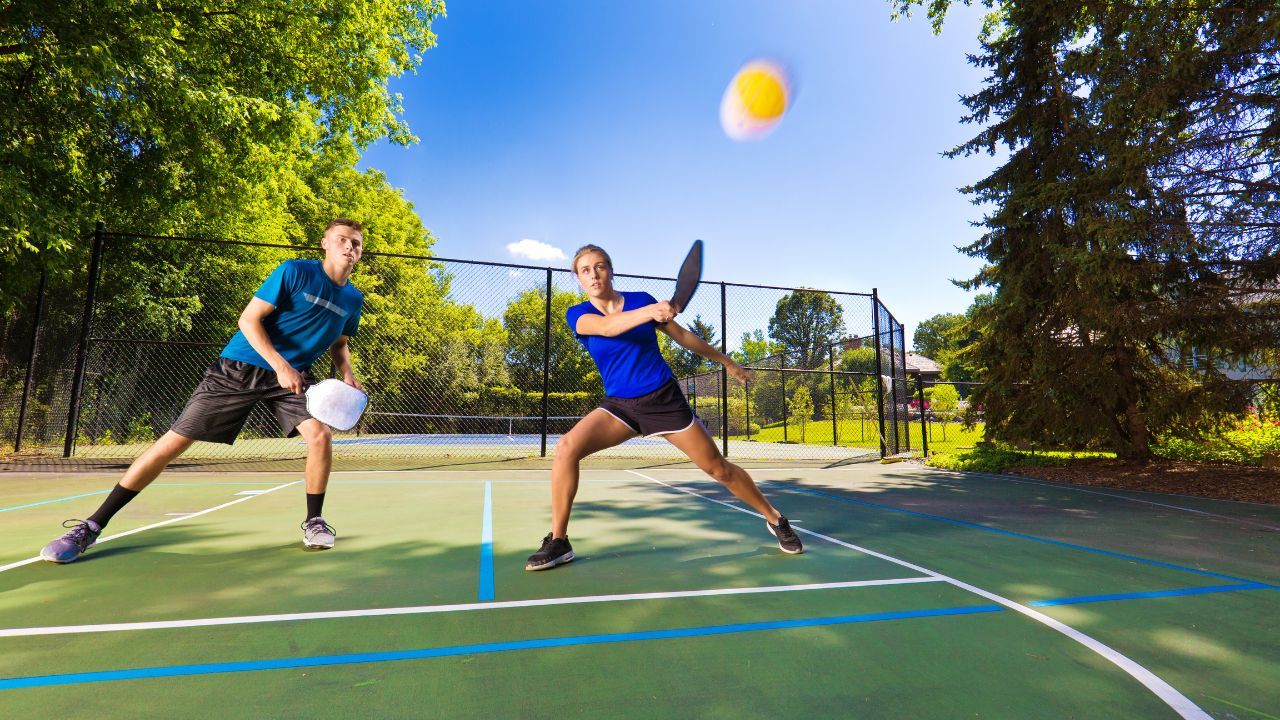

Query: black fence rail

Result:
[3,226,916,469]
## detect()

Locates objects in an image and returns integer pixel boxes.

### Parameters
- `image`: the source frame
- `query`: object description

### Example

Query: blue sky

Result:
[359,1,1000,345]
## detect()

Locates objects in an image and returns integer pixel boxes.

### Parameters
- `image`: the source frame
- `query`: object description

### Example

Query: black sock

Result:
[87,484,141,528]
[306,492,325,521]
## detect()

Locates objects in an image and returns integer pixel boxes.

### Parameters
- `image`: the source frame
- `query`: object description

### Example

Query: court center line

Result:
[0,604,1005,691]
[479,481,495,602]
[766,482,1263,584]
[628,469,1213,720]
[0,480,301,575]
[928,468,1280,531]
[0,577,942,638]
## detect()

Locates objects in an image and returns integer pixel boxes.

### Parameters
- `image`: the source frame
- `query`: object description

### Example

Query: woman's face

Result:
[575,251,612,296]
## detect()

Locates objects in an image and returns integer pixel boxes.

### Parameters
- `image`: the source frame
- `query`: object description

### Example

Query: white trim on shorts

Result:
[644,417,698,439]
[596,407,641,435]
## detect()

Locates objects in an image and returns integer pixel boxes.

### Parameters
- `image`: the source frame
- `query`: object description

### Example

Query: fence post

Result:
[539,268,552,457]
[719,282,729,457]
[15,258,49,452]
[744,381,752,441]
[65,222,106,458]
[871,289,887,457]
[780,352,788,443]
[828,342,838,447]
[888,322,902,454]
[916,373,929,458]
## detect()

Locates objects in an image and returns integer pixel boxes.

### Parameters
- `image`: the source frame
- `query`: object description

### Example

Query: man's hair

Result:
[572,244,612,271]
[326,218,364,234]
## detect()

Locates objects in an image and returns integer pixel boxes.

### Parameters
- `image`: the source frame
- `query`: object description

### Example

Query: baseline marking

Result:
[0,605,1003,691]
[0,577,942,638]
[1028,583,1275,607]
[0,481,301,574]
[629,470,1213,720]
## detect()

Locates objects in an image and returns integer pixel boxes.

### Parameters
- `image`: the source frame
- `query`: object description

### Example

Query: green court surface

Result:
[1,465,1276,719]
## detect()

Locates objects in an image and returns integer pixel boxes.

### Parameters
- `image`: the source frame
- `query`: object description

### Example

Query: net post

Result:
[539,268,552,457]
[15,253,49,452]
[871,289,887,458]
[65,222,106,458]
[720,281,729,457]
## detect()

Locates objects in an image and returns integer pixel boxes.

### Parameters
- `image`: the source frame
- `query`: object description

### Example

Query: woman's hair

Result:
[572,244,612,272]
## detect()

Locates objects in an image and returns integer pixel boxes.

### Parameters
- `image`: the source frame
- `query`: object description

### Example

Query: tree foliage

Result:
[892,0,1280,458]
[767,290,846,370]
[0,0,446,316]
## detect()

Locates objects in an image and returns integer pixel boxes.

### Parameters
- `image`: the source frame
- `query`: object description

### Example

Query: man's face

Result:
[323,226,364,268]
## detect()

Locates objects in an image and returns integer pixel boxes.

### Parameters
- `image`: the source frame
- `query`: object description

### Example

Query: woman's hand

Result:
[726,360,754,384]
[649,300,676,323]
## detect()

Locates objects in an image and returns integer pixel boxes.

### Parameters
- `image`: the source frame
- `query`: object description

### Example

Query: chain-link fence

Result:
[2,227,915,470]
[909,379,986,455]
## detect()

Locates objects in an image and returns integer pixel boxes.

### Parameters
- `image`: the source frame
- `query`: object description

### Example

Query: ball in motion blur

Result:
[720,58,792,141]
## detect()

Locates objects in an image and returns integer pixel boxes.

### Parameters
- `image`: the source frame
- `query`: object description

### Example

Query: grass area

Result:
[926,446,1116,473]
[733,418,985,454]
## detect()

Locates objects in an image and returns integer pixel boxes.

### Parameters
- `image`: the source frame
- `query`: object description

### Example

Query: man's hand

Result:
[344,375,363,391]
[649,300,676,323]
[726,361,754,384]
[275,364,305,395]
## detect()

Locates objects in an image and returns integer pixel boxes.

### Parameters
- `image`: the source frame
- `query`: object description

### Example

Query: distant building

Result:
[905,353,942,384]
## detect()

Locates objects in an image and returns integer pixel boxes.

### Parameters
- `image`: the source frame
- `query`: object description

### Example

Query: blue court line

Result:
[769,482,1262,584]
[0,491,108,514]
[479,482,495,602]
[1028,582,1276,607]
[0,482,296,514]
[0,605,1003,690]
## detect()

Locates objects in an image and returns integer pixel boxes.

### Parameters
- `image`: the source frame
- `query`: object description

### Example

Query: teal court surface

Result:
[1,463,1277,718]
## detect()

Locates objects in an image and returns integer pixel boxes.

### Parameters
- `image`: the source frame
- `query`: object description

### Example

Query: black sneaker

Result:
[525,533,575,571]
[767,516,804,554]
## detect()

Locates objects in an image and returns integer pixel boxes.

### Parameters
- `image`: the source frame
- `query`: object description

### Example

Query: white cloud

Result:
[506,238,567,262]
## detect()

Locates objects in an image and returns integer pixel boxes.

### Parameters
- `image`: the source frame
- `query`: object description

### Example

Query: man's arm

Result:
[657,320,754,384]
[238,297,305,394]
[328,335,361,390]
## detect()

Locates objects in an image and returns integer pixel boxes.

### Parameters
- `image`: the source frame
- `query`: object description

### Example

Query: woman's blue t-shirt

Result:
[566,291,674,398]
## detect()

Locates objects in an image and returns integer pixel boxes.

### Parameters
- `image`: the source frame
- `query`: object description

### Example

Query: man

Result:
[40,218,366,562]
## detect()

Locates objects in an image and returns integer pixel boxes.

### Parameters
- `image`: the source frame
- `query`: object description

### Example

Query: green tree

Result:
[790,385,814,443]
[913,313,965,360]
[502,287,599,394]
[768,290,846,370]
[892,1,1278,459]
[925,384,960,441]
[0,0,445,316]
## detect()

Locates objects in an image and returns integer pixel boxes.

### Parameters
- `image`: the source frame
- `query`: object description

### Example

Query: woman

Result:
[526,244,803,571]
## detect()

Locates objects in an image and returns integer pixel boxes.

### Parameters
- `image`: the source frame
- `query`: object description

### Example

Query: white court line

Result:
[628,469,1213,720]
[0,577,941,638]
[0,480,301,575]
[928,468,1280,532]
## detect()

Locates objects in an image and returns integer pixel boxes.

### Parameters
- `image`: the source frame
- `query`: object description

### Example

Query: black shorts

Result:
[170,359,316,445]
[598,379,698,437]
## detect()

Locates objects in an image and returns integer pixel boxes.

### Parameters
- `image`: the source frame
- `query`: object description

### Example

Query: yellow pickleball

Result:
[720,59,791,141]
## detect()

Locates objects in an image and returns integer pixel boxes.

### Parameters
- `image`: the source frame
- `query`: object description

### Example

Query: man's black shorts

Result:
[170,359,316,444]
[598,379,698,437]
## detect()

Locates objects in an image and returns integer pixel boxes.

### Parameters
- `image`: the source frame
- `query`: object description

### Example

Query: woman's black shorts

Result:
[598,379,698,437]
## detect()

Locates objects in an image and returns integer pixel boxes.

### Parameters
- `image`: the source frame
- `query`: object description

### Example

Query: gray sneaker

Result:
[41,519,102,563]
[302,517,336,549]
